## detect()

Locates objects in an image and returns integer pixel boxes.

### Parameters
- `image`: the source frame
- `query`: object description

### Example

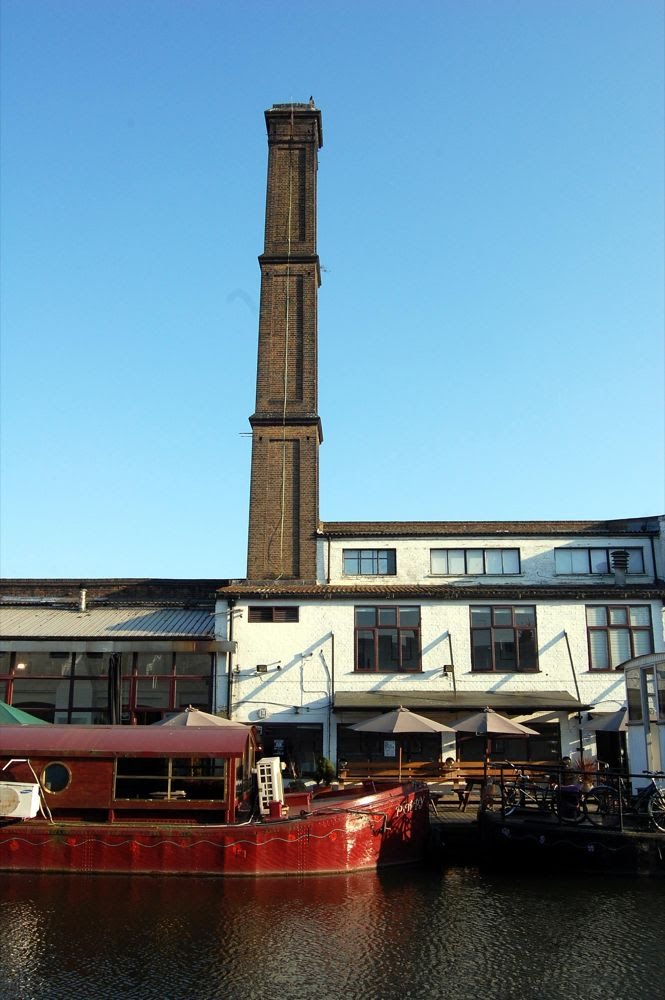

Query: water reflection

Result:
[1,866,663,1000]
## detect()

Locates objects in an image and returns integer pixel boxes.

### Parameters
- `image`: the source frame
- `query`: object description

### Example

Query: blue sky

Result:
[1,0,663,580]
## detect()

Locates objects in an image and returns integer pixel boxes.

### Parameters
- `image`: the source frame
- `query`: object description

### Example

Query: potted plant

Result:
[314,756,336,786]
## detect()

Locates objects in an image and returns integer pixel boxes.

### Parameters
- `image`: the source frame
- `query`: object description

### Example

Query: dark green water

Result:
[0,865,663,1000]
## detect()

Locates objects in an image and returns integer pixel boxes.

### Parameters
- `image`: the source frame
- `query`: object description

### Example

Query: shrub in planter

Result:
[314,756,336,785]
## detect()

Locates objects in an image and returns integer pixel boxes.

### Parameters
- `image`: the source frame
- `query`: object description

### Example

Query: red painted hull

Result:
[0,783,430,877]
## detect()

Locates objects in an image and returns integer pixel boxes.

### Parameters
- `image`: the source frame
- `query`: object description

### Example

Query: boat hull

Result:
[0,783,429,877]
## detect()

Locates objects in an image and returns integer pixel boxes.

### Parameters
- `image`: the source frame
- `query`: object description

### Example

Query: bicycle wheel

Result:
[502,783,521,816]
[552,786,586,824]
[584,785,621,828]
[647,789,665,832]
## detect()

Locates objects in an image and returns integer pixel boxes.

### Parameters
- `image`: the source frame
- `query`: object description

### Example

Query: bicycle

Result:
[501,765,558,818]
[501,765,605,825]
[584,771,665,831]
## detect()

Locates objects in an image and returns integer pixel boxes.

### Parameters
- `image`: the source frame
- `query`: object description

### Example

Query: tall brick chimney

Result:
[246,102,323,582]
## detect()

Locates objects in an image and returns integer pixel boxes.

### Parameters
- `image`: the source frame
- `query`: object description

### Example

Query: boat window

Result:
[114,757,226,801]
[41,762,71,793]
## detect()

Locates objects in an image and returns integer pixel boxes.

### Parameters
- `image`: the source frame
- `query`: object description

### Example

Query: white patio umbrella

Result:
[349,706,455,779]
[583,707,628,733]
[151,706,249,729]
[451,706,539,778]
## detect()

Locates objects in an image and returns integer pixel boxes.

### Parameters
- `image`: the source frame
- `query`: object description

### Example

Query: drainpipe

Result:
[445,632,457,696]
[226,598,237,720]
[563,630,585,759]
[328,632,335,759]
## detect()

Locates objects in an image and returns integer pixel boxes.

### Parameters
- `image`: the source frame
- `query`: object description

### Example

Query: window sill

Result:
[354,669,423,674]
[470,669,541,674]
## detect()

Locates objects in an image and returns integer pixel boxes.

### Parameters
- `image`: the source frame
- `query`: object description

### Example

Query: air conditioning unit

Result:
[0,781,41,819]
[256,757,284,817]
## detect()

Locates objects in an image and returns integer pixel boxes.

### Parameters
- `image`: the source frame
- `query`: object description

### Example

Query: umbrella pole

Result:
[399,746,402,782]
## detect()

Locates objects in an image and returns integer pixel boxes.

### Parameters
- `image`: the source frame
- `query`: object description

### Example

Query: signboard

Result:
[384,740,396,758]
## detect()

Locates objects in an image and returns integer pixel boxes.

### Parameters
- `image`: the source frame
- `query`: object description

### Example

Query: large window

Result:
[470,606,538,672]
[355,606,421,672]
[555,547,645,575]
[2,650,213,724]
[586,605,653,670]
[431,548,520,576]
[343,549,396,576]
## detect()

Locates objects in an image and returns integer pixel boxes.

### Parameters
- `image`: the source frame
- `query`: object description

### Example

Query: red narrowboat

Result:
[0,725,430,876]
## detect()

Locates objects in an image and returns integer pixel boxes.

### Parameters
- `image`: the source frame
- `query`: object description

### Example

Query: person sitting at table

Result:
[443,757,466,804]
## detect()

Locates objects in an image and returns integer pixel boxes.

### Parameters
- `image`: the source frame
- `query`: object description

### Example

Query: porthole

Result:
[41,762,71,793]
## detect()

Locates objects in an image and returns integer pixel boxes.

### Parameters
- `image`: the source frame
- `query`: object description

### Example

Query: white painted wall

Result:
[320,534,657,586]
[215,590,663,764]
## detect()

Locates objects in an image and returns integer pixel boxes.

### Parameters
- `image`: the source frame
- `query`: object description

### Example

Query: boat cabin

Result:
[0,724,258,824]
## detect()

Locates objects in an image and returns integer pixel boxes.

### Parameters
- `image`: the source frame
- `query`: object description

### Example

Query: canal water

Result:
[0,864,663,1000]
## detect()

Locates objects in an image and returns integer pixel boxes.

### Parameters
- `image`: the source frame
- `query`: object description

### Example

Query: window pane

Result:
[355,607,376,626]
[136,653,171,675]
[586,607,607,626]
[357,632,374,670]
[448,549,465,574]
[493,608,513,626]
[589,632,609,669]
[175,676,210,708]
[430,550,447,574]
[571,549,591,573]
[502,550,520,574]
[470,608,491,627]
[626,668,643,722]
[378,608,397,626]
[377,630,398,670]
[398,607,420,627]
[12,677,61,712]
[466,550,484,574]
[657,666,665,722]
[360,551,376,573]
[609,629,631,667]
[517,629,537,671]
[514,607,535,627]
[485,550,502,575]
[629,606,651,627]
[494,630,516,670]
[590,549,608,574]
[400,630,418,669]
[74,652,111,677]
[632,631,653,657]
[13,652,72,677]
[175,653,213,676]
[555,550,572,573]
[378,550,396,574]
[343,551,359,574]
[471,629,492,669]
[626,548,644,573]
[72,678,108,708]
[136,677,170,707]
[609,608,628,625]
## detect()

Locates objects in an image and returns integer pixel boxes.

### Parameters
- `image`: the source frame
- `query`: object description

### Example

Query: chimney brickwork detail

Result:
[247,104,323,582]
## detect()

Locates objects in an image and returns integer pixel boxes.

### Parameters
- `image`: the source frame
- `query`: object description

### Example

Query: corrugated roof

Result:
[319,517,661,538]
[333,690,590,712]
[0,605,215,640]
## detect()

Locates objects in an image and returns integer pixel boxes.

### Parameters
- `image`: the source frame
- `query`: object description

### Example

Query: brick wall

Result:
[247,103,323,582]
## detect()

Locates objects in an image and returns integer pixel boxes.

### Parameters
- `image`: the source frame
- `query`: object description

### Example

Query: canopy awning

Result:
[0,724,255,758]
[334,690,589,714]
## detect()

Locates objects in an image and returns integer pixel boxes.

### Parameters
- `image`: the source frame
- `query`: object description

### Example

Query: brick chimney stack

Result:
[246,103,323,582]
